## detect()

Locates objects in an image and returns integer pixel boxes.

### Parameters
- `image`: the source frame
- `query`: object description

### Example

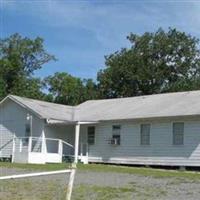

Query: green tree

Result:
[97,28,200,98]
[0,33,56,99]
[44,72,98,105]
[10,77,45,100]
[82,78,98,101]
[0,76,6,98]
[44,72,84,105]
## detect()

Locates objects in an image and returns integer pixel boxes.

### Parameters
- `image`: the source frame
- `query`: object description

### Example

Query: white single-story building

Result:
[1,90,200,167]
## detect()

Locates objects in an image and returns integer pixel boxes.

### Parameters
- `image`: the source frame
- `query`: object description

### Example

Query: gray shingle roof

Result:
[8,95,74,122]
[5,90,200,122]
[75,90,200,121]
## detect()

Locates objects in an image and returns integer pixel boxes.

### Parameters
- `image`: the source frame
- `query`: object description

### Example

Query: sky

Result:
[1,0,200,80]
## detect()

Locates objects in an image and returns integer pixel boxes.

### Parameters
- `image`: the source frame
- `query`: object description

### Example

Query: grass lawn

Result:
[1,162,200,180]
[1,162,200,200]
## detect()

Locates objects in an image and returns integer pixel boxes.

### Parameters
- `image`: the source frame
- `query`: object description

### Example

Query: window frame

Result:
[87,126,96,145]
[140,123,151,146]
[172,122,184,146]
[23,123,31,144]
[112,125,121,145]
[25,123,31,137]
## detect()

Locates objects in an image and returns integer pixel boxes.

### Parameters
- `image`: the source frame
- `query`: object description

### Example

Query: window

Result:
[23,123,31,144]
[173,122,184,145]
[140,124,150,145]
[87,126,95,145]
[112,125,121,145]
[25,123,31,137]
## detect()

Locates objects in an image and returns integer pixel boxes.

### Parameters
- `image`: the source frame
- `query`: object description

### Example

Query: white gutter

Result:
[46,118,78,125]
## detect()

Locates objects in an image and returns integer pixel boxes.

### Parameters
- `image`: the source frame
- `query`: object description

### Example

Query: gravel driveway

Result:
[0,167,200,200]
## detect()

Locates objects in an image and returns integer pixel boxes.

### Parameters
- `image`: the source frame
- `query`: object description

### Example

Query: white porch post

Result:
[58,139,63,156]
[74,122,80,164]
[12,134,16,163]
[41,128,46,154]
[28,137,32,152]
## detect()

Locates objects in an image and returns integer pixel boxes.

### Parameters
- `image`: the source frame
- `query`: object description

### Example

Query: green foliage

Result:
[0,76,6,98]
[0,33,55,99]
[44,72,84,105]
[10,77,46,100]
[82,78,98,101]
[44,72,98,105]
[98,28,200,98]
[0,33,98,105]
[2,29,200,104]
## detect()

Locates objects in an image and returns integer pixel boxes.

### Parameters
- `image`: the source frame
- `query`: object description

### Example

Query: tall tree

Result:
[0,33,56,99]
[10,77,45,100]
[0,76,6,98]
[44,72,98,105]
[44,72,84,105]
[82,78,98,101]
[97,28,200,98]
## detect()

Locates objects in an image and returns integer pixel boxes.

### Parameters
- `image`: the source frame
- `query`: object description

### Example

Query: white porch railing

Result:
[12,137,74,164]
[12,136,88,164]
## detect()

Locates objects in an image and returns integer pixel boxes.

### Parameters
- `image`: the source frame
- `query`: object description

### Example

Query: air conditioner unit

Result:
[109,138,120,145]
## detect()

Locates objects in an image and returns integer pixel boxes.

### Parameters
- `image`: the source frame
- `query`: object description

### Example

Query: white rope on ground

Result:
[0,169,72,180]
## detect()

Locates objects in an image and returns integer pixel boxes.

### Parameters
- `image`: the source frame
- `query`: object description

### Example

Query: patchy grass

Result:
[0,179,66,200]
[72,184,168,200]
[1,162,200,181]
[72,185,136,200]
[0,162,70,171]
[1,162,200,200]
[79,164,200,181]
[0,181,167,200]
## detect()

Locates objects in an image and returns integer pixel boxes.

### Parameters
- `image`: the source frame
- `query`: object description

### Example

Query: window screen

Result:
[173,122,184,145]
[112,125,121,145]
[140,124,150,145]
[87,126,95,145]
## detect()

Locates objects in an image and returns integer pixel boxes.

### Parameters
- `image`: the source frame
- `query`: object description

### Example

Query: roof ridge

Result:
[9,90,200,108]
[79,90,200,104]
[4,95,75,121]
[9,95,74,108]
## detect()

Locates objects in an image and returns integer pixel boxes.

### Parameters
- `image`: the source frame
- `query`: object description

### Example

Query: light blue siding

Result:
[0,99,44,159]
[85,118,200,166]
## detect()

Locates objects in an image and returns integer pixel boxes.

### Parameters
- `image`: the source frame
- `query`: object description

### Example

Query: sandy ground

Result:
[0,167,200,200]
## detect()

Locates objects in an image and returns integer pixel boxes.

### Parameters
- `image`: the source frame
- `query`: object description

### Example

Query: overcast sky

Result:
[1,0,200,80]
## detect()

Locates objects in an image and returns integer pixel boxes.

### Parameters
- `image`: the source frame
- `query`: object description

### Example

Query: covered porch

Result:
[12,122,92,164]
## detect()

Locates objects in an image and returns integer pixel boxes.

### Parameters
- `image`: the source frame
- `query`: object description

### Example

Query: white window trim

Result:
[112,125,121,145]
[172,121,184,146]
[87,126,96,145]
[140,123,151,146]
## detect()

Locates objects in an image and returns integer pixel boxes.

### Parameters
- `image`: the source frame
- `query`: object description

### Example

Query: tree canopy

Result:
[97,28,200,98]
[1,29,200,105]
[44,72,98,105]
[0,33,55,99]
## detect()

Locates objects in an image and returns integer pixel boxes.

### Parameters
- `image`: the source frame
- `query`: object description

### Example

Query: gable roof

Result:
[75,90,200,121]
[2,90,200,123]
[3,95,74,122]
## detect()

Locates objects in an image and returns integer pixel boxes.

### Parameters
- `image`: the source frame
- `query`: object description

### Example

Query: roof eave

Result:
[98,114,200,122]
[1,95,45,119]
